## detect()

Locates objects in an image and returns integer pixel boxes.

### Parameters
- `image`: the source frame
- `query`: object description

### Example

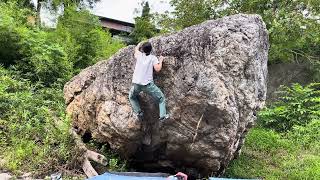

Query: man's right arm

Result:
[154,56,163,72]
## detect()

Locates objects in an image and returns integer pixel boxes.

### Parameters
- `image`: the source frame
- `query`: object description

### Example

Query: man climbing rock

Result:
[129,41,169,123]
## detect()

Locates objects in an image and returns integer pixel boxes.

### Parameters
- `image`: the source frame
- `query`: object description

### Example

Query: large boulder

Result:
[64,14,269,176]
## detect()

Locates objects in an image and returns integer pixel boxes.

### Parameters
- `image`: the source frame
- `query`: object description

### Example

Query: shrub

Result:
[55,7,124,71]
[0,2,126,176]
[0,26,23,67]
[15,27,73,85]
[259,83,320,132]
[226,84,320,179]
[0,2,31,27]
[1,4,124,86]
[0,3,73,86]
[0,67,73,174]
[224,128,289,179]
[16,27,73,85]
[0,2,31,67]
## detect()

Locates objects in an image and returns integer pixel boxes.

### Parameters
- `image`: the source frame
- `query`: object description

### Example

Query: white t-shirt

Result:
[132,51,159,85]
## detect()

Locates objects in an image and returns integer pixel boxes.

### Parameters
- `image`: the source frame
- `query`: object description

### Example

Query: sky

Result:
[92,0,173,23]
[31,0,173,25]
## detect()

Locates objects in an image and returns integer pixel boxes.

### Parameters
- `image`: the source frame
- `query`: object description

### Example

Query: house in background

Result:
[98,16,134,43]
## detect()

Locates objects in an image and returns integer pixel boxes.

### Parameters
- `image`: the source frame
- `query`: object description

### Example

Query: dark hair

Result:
[141,42,152,56]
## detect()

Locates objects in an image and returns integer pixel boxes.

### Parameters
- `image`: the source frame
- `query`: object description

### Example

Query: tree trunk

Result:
[36,0,41,26]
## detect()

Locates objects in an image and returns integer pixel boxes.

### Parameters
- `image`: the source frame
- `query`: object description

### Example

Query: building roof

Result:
[98,16,135,27]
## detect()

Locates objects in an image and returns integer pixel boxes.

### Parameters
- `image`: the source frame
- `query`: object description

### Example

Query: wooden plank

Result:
[82,159,98,178]
[87,150,108,166]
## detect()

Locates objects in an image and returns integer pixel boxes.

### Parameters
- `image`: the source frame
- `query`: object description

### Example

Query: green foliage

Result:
[141,1,151,18]
[130,2,157,44]
[155,0,224,31]
[287,120,320,148]
[168,0,222,29]
[244,127,293,152]
[0,2,73,85]
[0,67,73,174]
[56,7,124,71]
[86,141,127,172]
[227,0,320,64]
[0,2,125,176]
[0,26,22,67]
[225,126,320,179]
[131,17,157,43]
[1,0,35,9]
[50,0,100,8]
[0,3,124,85]
[2,0,100,11]
[17,28,73,85]
[224,130,286,179]
[310,60,320,81]
[259,83,320,132]
[0,2,32,26]
[0,2,31,66]
[157,0,320,65]
[226,82,320,179]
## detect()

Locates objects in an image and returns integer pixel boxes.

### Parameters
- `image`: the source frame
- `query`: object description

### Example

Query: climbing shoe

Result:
[159,114,170,122]
[134,111,144,121]
[159,114,170,128]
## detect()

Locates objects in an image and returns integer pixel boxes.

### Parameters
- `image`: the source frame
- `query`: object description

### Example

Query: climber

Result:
[128,41,169,123]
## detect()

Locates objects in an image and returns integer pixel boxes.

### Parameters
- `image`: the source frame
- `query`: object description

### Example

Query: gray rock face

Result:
[64,14,269,176]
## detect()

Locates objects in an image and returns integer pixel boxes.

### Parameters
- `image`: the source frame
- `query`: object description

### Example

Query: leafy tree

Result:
[155,0,224,31]
[1,2,124,82]
[16,28,73,85]
[0,28,22,67]
[259,83,320,132]
[0,2,124,85]
[0,2,73,85]
[169,0,223,29]
[0,2,32,66]
[2,0,100,25]
[141,1,151,18]
[0,2,125,174]
[1,0,34,9]
[55,7,124,71]
[35,0,100,24]
[130,1,157,44]
[158,0,320,65]
[226,0,320,63]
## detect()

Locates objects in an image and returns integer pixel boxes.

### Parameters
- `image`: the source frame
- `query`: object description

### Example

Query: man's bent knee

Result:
[129,86,135,98]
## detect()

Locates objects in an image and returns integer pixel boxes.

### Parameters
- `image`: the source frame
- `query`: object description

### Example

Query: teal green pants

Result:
[129,82,167,118]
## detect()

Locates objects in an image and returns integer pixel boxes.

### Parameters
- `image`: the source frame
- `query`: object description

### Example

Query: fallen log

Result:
[70,128,108,178]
